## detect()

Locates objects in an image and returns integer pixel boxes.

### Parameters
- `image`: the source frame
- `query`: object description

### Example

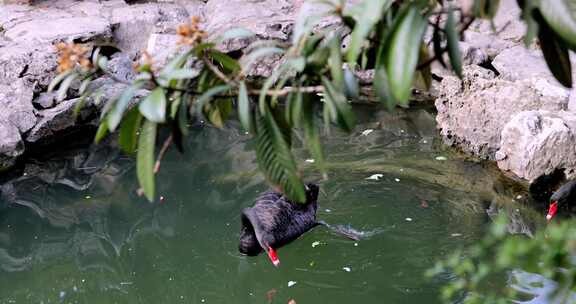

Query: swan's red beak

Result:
[546,201,558,222]
[267,246,280,267]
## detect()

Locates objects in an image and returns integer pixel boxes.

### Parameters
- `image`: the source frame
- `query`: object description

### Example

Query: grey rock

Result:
[0,79,36,133]
[5,17,112,43]
[205,0,295,52]
[33,92,58,109]
[497,111,576,181]
[435,65,567,159]
[467,0,526,44]
[110,3,189,56]
[0,42,59,93]
[26,98,96,143]
[0,122,24,170]
[106,52,136,82]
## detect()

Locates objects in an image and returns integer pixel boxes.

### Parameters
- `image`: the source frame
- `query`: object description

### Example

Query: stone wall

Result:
[433,0,576,183]
[0,0,329,170]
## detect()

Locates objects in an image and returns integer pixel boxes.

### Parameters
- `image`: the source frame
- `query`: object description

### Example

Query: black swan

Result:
[239,183,358,267]
[547,180,576,221]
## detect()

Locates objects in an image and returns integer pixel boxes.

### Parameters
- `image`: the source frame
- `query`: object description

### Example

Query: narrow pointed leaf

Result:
[108,83,144,131]
[538,18,573,87]
[255,107,306,203]
[446,7,463,78]
[384,7,427,103]
[95,116,110,144]
[139,87,167,123]
[57,74,77,101]
[48,70,73,92]
[137,120,157,202]
[374,64,397,109]
[539,0,576,49]
[214,28,255,44]
[210,50,241,72]
[119,107,143,154]
[321,77,355,132]
[194,84,232,115]
[238,81,254,133]
[345,0,392,64]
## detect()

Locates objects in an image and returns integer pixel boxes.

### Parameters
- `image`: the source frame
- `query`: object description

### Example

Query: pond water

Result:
[0,105,551,303]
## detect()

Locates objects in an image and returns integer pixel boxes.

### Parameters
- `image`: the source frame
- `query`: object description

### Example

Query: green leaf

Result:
[432,18,447,68]
[210,50,241,72]
[345,0,392,64]
[321,77,355,132]
[95,115,110,144]
[286,90,304,127]
[302,97,326,177]
[255,107,306,203]
[374,64,397,110]
[446,6,463,78]
[415,43,432,90]
[241,47,285,75]
[139,87,167,123]
[538,16,573,88]
[384,7,427,104]
[159,49,192,78]
[539,0,576,50]
[206,99,232,128]
[56,74,77,101]
[213,28,255,44]
[343,68,359,99]
[119,107,143,154]
[238,81,254,133]
[108,83,144,131]
[329,35,344,90]
[78,77,92,95]
[48,70,73,92]
[194,84,232,116]
[164,68,201,80]
[137,120,157,202]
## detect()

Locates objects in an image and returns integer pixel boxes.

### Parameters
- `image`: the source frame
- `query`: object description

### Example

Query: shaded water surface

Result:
[0,105,549,303]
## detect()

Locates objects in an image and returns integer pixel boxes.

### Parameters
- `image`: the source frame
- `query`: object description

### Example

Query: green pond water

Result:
[0,105,557,303]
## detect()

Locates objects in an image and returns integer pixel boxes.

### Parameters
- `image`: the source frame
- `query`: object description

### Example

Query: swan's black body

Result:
[239,184,319,257]
[548,180,576,220]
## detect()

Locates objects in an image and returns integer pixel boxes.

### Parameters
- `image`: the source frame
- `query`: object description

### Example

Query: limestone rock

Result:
[0,123,24,170]
[497,111,576,181]
[26,98,96,143]
[110,3,190,56]
[5,17,112,43]
[0,80,36,133]
[435,66,567,159]
[0,42,59,93]
[205,0,296,52]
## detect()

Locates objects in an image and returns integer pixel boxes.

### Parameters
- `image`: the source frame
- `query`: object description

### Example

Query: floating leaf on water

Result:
[366,174,383,180]
[361,129,374,136]
[288,281,297,287]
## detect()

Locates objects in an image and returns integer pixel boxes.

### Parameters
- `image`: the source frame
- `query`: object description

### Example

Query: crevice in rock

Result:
[478,60,500,76]
[529,168,566,203]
